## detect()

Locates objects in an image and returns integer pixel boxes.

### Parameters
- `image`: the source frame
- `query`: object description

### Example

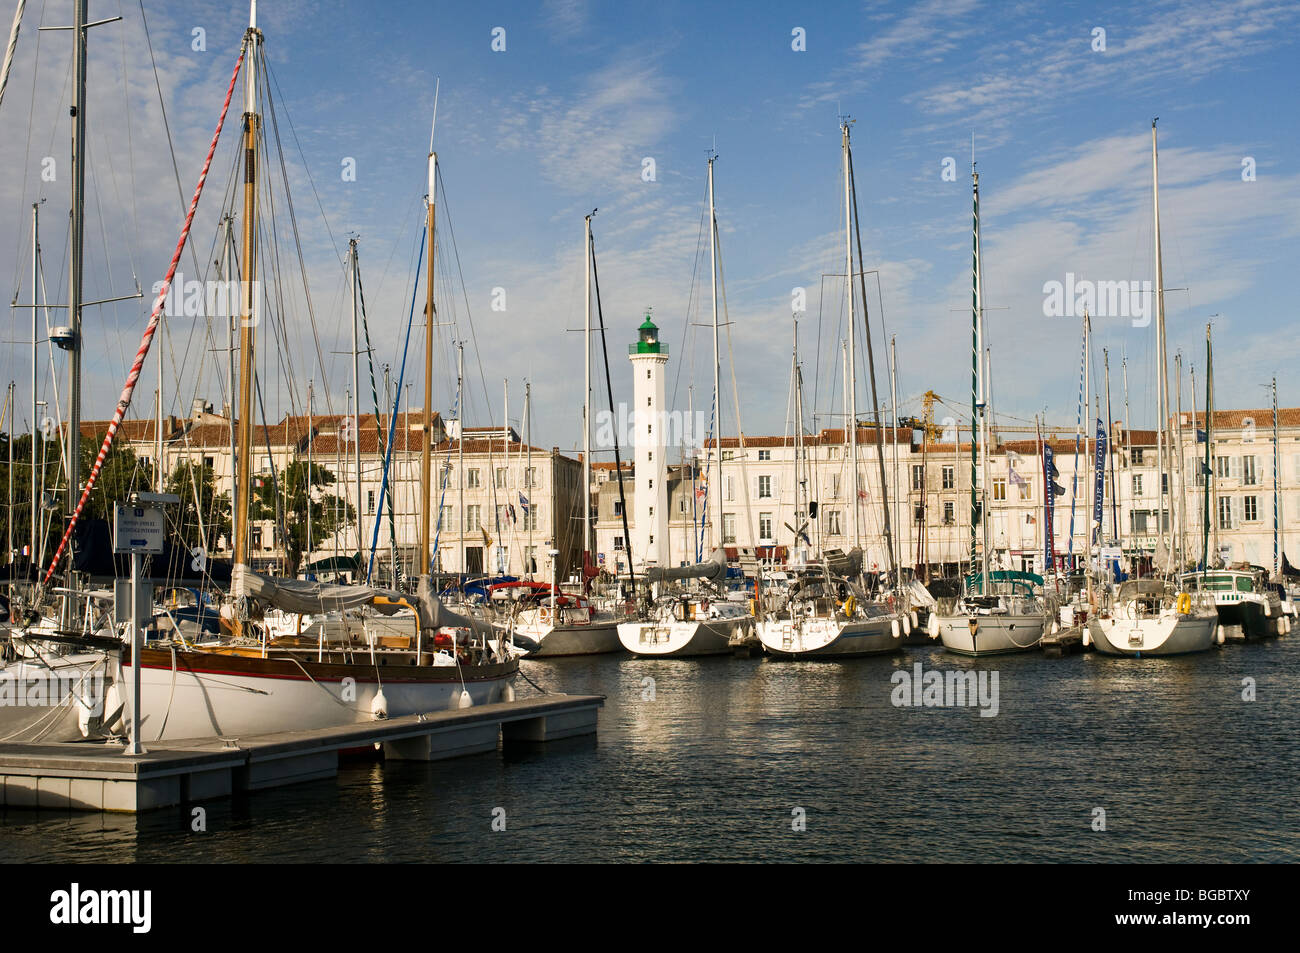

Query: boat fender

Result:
[926,613,939,638]
[456,688,474,709]
[1216,625,1226,645]
[909,610,918,630]
[1051,620,1060,635]
[502,682,516,702]
[1082,629,1091,647]
[1263,601,1271,617]
[902,613,911,636]
[891,618,901,639]
[371,688,389,719]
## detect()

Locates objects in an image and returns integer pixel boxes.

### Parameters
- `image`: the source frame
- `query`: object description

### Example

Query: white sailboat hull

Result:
[1088,613,1217,656]
[757,615,902,658]
[617,616,752,657]
[937,613,1046,656]
[516,619,624,657]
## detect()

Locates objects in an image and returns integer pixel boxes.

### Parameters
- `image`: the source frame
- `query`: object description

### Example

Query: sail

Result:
[645,548,728,587]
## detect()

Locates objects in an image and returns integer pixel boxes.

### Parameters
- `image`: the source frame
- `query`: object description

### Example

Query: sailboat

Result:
[756,120,904,659]
[616,156,757,657]
[498,213,623,657]
[1090,121,1216,656]
[935,163,1051,656]
[102,4,516,740]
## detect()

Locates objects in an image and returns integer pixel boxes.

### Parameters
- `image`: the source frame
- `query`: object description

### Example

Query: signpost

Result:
[113,495,174,756]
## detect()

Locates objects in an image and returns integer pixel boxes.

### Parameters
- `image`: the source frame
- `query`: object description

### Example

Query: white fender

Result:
[1051,620,1060,635]
[909,610,918,630]
[926,613,939,638]
[891,619,901,639]
[902,614,912,636]
[1216,625,1226,645]
[1264,602,1271,617]
[1082,628,1091,647]
[457,688,474,709]
[502,681,516,702]
[371,687,389,719]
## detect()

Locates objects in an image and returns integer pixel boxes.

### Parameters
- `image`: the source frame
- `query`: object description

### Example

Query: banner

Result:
[1093,419,1107,544]
[1044,445,1057,570]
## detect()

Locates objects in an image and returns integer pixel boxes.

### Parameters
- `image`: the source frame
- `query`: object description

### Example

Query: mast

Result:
[525,380,533,576]
[890,336,901,581]
[1174,351,1187,568]
[842,124,860,549]
[232,1,262,628]
[708,154,722,553]
[30,202,39,566]
[349,239,363,558]
[1202,324,1213,572]
[970,167,986,592]
[1122,355,1132,559]
[418,112,437,577]
[1104,350,1117,546]
[793,319,804,558]
[583,211,593,576]
[1152,118,1173,574]
[456,343,464,575]
[307,380,313,569]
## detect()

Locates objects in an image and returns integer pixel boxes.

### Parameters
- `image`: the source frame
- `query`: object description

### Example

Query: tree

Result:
[247,460,353,576]
[166,461,232,553]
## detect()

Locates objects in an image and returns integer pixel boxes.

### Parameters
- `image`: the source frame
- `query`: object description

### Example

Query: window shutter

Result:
[771,475,781,499]
[1230,456,1242,480]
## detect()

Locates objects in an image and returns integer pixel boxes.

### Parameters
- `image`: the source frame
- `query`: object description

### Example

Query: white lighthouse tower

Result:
[629,312,669,571]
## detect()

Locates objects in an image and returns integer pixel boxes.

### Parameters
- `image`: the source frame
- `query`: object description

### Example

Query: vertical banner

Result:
[1044,444,1057,571]
[1093,419,1107,545]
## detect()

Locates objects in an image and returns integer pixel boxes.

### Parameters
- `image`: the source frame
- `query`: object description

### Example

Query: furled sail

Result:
[645,548,729,587]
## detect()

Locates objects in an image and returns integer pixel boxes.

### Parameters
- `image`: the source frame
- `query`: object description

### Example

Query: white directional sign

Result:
[113,504,165,554]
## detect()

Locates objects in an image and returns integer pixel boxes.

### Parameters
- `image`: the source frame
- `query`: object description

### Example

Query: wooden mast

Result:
[418,99,438,578]
[232,1,261,632]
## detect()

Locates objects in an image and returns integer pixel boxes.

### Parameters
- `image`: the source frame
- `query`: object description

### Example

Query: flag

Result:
[1008,461,1027,487]
[858,489,868,501]
[481,527,493,548]
[518,492,530,514]
[508,503,517,525]
[1006,449,1023,465]
[1026,514,1036,525]
[1196,429,1207,443]
[254,477,264,488]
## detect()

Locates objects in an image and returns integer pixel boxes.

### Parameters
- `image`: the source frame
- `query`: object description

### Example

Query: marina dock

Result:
[1041,625,1088,657]
[0,694,603,813]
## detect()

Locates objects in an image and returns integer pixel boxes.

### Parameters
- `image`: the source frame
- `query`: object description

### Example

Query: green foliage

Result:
[247,460,353,575]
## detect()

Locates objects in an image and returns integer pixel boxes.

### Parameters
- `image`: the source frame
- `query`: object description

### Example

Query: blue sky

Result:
[2,0,1298,460]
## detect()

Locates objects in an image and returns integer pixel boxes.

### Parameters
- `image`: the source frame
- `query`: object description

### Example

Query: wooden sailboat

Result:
[114,3,517,741]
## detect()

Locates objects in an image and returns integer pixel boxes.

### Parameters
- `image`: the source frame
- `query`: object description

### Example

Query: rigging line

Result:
[370,225,425,584]
[9,0,44,289]
[589,228,635,592]
[355,255,399,581]
[40,39,247,587]
[262,53,337,419]
[136,0,206,285]
[670,176,711,413]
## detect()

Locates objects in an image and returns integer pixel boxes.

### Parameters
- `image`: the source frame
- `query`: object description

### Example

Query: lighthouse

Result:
[629,312,669,571]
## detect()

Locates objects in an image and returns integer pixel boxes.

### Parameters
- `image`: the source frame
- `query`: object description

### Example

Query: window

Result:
[524,546,538,572]
[524,467,537,488]
[366,490,375,514]
[1243,455,1257,486]
[614,535,625,551]
[1131,511,1149,534]
[497,504,511,528]
[523,504,539,531]
[1161,473,1169,495]
[1215,456,1230,480]
[1218,496,1233,531]
[679,497,687,514]
[826,509,843,535]
[758,475,772,498]
[943,501,955,525]
[437,505,454,533]
[495,467,507,488]
[648,479,654,490]
[912,465,924,491]
[466,468,481,488]
[759,512,773,541]
[1244,495,1258,522]
[758,449,771,461]
[942,465,955,490]
[725,476,735,502]
[992,478,1007,501]
[722,513,736,544]
[251,527,263,551]
[1132,448,1144,466]
[647,396,652,407]
[1132,474,1143,497]
[465,504,481,532]
[1019,481,1032,501]
[722,450,735,461]
[613,500,623,516]
[204,456,214,469]
[831,473,841,498]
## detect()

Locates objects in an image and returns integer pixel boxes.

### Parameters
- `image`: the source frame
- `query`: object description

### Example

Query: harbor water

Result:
[2,639,1296,863]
